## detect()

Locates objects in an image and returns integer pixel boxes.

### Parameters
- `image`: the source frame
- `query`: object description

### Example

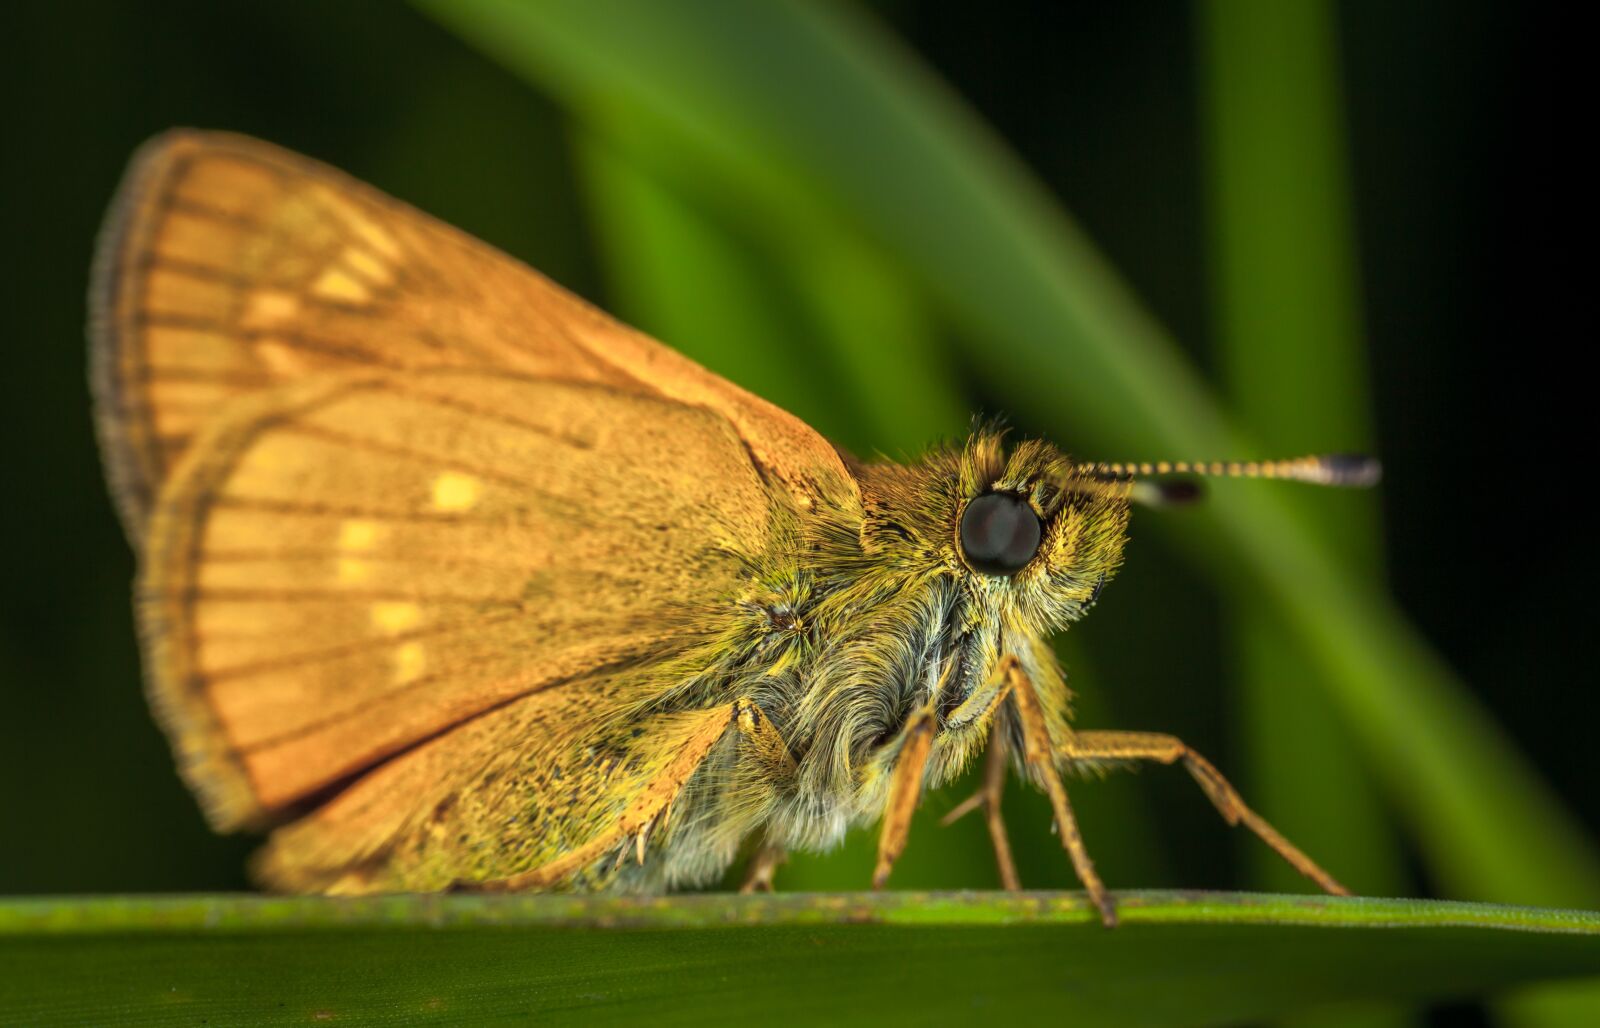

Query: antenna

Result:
[1068,453,1380,506]
[1074,454,1380,488]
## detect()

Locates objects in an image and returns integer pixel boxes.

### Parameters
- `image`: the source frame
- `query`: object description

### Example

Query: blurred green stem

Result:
[1200,3,1406,1025]
[571,122,839,432]
[1198,0,1400,899]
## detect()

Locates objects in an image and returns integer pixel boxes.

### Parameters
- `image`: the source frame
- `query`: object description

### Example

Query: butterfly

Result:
[93,130,1368,925]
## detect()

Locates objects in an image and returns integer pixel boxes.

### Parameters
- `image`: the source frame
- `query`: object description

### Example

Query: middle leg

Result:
[941,721,1022,891]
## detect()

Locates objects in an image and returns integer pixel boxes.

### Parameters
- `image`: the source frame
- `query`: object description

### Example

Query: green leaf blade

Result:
[3,893,1598,1026]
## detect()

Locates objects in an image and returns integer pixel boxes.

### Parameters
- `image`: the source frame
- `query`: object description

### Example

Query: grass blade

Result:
[3,892,1597,1026]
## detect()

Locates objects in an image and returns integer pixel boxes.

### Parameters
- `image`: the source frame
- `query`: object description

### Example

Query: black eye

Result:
[959,492,1043,576]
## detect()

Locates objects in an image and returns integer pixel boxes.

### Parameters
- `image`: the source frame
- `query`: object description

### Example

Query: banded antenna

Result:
[1069,453,1380,506]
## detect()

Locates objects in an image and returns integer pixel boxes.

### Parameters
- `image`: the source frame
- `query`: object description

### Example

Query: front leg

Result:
[869,654,1112,922]
[871,702,937,888]
[873,650,1021,890]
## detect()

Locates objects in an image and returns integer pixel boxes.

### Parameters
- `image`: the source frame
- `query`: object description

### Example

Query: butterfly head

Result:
[948,431,1131,633]
[940,432,1380,631]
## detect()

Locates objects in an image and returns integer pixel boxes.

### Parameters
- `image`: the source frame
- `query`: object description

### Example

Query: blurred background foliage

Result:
[0,1,1593,1022]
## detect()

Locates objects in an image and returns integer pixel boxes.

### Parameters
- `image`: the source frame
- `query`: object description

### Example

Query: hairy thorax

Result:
[620,431,1129,891]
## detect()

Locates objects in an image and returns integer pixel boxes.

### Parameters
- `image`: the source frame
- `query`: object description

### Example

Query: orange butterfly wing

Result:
[91,130,857,540]
[141,368,773,832]
[92,132,857,838]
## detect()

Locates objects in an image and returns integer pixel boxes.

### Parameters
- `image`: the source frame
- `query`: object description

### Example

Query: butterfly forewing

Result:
[143,368,774,831]
[92,130,857,541]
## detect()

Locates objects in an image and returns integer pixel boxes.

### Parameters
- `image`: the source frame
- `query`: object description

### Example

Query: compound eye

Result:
[959,492,1043,576]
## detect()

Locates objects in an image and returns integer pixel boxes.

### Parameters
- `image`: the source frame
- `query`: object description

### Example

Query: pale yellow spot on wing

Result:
[243,290,299,326]
[371,601,421,634]
[394,641,426,684]
[312,268,371,304]
[338,519,380,551]
[338,557,372,583]
[253,339,308,375]
[340,246,393,286]
[236,436,289,474]
[353,221,402,261]
[309,184,403,259]
[431,472,480,512]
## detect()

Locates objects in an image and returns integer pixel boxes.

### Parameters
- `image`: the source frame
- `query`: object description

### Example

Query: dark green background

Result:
[0,0,1589,964]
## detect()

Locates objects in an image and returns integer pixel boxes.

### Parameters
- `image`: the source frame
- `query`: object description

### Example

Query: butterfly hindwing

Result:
[253,679,743,894]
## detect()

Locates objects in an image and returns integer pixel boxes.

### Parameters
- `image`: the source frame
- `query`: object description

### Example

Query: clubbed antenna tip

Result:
[1310,453,1383,488]
[1131,479,1205,507]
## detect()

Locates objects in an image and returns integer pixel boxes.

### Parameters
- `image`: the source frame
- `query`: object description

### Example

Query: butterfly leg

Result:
[869,642,1027,887]
[940,726,1022,890]
[739,844,789,894]
[1060,731,1349,896]
[735,697,798,783]
[1003,656,1116,926]
[939,660,1023,890]
[732,697,797,894]
[871,702,938,889]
